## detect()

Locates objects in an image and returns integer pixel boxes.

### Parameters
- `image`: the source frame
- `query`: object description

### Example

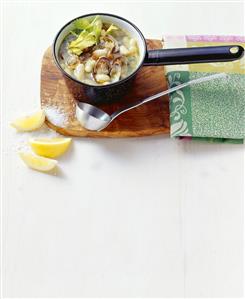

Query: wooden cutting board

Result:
[40,39,170,137]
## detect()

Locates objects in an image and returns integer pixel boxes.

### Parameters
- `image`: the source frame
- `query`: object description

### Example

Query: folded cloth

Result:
[163,35,245,143]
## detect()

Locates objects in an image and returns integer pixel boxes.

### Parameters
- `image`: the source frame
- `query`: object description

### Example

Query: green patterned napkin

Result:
[164,36,245,143]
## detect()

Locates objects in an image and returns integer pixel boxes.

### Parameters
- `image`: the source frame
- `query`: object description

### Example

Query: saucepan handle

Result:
[143,45,244,65]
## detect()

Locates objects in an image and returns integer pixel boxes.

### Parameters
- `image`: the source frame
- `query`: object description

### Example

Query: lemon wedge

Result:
[29,137,72,158]
[19,152,58,172]
[11,110,45,131]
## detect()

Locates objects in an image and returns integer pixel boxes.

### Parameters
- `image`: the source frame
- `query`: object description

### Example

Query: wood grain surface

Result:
[40,39,170,137]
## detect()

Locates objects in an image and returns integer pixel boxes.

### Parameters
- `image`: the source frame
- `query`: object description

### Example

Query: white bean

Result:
[83,78,97,85]
[85,59,96,73]
[119,45,129,56]
[129,38,137,47]
[92,48,108,58]
[74,63,85,80]
[95,74,110,83]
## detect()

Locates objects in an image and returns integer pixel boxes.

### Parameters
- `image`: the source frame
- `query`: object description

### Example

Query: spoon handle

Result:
[110,72,228,121]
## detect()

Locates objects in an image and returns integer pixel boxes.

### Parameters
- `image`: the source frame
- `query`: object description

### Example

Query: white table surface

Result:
[2,1,244,297]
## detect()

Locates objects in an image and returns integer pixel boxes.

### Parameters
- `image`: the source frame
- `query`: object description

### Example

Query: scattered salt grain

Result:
[44,106,68,128]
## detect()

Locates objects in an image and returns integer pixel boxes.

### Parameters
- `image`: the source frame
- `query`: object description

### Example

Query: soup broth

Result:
[58,16,140,86]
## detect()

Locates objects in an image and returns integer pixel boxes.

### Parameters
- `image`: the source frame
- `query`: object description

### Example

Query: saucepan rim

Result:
[52,12,147,89]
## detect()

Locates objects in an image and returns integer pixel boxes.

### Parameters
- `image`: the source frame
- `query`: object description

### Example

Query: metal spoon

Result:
[76,73,228,131]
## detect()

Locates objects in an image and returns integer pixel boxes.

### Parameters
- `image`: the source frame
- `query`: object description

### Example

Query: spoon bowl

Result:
[76,102,111,131]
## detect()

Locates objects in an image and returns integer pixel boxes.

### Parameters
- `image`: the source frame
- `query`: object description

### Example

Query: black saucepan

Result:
[53,13,244,104]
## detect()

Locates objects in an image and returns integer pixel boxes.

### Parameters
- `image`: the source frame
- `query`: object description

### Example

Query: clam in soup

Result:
[58,16,140,85]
